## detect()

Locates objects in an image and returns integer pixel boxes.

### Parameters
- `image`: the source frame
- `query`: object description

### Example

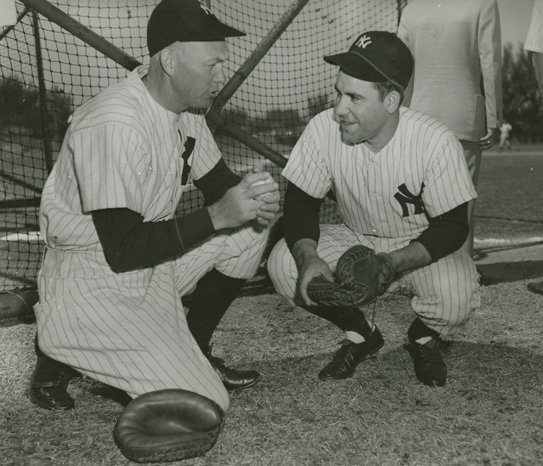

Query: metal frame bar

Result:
[31,10,53,173]
[211,0,311,112]
[20,0,291,167]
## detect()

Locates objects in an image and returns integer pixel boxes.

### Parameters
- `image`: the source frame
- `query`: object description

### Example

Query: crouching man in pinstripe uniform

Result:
[267,32,480,387]
[30,0,280,412]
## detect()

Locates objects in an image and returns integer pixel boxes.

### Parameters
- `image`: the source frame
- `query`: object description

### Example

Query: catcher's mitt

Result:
[113,389,224,463]
[306,245,395,308]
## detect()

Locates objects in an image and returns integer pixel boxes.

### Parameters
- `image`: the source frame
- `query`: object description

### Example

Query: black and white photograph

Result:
[1,0,542,464]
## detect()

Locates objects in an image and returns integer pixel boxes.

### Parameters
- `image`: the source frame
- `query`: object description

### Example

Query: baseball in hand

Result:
[251,174,275,200]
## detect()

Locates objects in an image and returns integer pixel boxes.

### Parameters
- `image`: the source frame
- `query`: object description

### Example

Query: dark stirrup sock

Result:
[407,317,440,341]
[301,305,374,339]
[187,269,246,352]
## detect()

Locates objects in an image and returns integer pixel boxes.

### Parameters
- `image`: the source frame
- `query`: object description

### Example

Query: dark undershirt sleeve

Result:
[92,207,215,273]
[411,202,469,262]
[283,181,323,251]
[193,158,241,205]
[92,160,242,274]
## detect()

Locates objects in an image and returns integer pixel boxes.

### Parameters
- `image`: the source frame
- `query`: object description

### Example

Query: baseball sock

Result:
[186,269,246,353]
[408,317,440,345]
[302,305,374,341]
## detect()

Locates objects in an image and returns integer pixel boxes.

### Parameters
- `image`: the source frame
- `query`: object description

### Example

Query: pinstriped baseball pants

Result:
[267,224,480,337]
[34,225,269,411]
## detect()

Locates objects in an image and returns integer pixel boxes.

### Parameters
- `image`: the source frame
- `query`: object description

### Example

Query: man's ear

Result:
[385,90,401,113]
[158,48,173,76]
[159,43,184,76]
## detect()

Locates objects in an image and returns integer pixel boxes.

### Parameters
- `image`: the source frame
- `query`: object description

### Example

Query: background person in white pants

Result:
[267,31,480,387]
[525,0,543,296]
[31,0,280,412]
[499,121,513,151]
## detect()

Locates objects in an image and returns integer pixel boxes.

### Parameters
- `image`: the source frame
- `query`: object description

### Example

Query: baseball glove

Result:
[113,389,224,463]
[306,245,395,308]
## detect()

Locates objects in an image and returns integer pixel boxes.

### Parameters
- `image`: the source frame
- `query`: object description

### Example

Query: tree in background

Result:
[307,93,331,117]
[0,75,72,140]
[502,44,543,143]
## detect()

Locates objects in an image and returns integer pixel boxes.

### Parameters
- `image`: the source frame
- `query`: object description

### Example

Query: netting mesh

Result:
[0,0,404,290]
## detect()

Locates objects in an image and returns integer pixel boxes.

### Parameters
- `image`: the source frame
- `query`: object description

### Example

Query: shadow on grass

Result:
[441,340,543,390]
[251,340,543,394]
[477,260,543,285]
[2,338,542,465]
[38,339,542,414]
[222,341,543,465]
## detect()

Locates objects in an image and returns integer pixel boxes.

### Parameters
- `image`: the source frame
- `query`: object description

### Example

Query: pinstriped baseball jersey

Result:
[41,65,221,249]
[282,107,477,251]
[35,64,267,410]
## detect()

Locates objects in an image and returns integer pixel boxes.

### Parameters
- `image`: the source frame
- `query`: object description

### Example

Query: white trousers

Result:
[35,224,269,412]
[267,224,480,338]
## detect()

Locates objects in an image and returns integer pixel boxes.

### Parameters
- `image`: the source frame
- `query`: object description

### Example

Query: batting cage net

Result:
[0,0,404,291]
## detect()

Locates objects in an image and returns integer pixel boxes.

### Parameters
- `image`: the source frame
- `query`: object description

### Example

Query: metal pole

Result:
[211,0,311,112]
[20,0,287,168]
[206,112,287,168]
[31,10,53,173]
[22,0,140,71]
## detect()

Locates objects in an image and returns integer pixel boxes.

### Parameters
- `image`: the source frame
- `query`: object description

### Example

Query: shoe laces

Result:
[207,354,227,369]
[414,339,441,363]
[333,340,356,360]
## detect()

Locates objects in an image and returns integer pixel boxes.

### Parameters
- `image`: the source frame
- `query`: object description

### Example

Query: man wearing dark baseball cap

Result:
[31,0,280,461]
[323,30,414,92]
[268,30,480,390]
[147,0,245,56]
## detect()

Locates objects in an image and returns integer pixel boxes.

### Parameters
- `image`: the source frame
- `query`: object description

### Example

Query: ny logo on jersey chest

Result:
[394,183,425,217]
[181,136,195,185]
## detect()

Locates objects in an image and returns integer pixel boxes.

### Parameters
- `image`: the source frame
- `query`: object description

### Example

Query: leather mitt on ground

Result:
[113,389,224,463]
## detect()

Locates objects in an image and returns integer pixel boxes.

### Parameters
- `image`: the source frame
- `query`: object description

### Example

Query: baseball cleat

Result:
[207,355,261,391]
[318,327,384,380]
[407,337,447,387]
[30,354,80,410]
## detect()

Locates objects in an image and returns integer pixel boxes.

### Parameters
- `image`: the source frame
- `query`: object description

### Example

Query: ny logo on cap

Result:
[199,3,212,15]
[355,35,372,49]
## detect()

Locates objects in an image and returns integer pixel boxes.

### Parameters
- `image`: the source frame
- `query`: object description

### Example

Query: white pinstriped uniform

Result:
[525,0,543,53]
[268,107,480,337]
[35,65,268,411]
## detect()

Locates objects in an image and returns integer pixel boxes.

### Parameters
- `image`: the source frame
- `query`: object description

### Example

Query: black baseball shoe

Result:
[318,327,384,381]
[207,355,261,391]
[30,353,80,410]
[407,337,447,387]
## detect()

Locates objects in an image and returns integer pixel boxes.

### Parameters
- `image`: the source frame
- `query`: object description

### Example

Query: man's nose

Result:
[333,95,349,120]
[215,67,227,87]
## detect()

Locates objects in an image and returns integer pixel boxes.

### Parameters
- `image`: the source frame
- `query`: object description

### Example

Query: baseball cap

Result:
[323,31,414,91]
[147,0,246,56]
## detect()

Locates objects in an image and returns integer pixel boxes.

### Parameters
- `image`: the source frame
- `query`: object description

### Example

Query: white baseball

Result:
[251,175,275,200]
